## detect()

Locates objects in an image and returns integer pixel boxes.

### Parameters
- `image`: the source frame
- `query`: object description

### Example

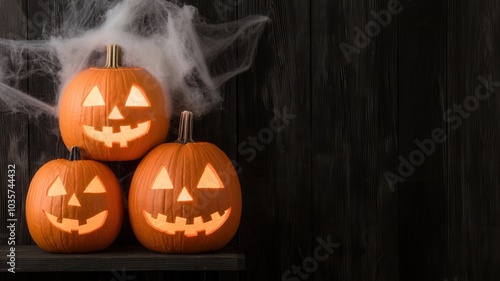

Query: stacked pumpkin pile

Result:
[25,45,242,254]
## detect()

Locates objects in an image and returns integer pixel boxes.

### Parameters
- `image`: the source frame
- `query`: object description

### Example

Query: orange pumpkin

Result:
[128,111,242,253]
[59,45,170,161]
[26,147,123,253]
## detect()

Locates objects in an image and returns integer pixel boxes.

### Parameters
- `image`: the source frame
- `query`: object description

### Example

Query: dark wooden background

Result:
[2,0,500,280]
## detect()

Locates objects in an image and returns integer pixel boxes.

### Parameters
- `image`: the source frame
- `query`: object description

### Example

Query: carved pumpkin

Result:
[26,147,123,253]
[59,45,170,161]
[129,111,242,253]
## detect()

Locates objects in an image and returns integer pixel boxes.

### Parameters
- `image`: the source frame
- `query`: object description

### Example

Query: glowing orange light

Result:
[84,176,107,193]
[141,163,230,237]
[177,187,193,202]
[197,164,224,189]
[143,208,231,237]
[83,120,151,148]
[151,166,174,190]
[68,194,81,207]
[108,106,125,120]
[81,85,153,148]
[43,175,109,235]
[125,86,150,107]
[44,210,108,235]
[82,86,105,106]
[47,177,67,196]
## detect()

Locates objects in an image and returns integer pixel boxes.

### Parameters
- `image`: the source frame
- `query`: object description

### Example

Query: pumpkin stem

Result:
[176,111,194,144]
[104,44,122,68]
[69,146,81,161]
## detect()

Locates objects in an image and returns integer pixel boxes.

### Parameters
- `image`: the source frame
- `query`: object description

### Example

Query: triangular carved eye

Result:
[83,86,105,106]
[197,164,223,189]
[151,166,174,190]
[47,177,67,196]
[125,86,150,107]
[84,176,106,193]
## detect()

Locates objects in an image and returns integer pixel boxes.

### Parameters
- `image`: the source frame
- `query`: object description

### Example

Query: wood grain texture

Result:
[0,245,244,272]
[25,0,68,246]
[398,0,448,280]
[0,6,30,281]
[312,0,399,280]
[0,0,30,250]
[237,0,312,280]
[446,0,500,280]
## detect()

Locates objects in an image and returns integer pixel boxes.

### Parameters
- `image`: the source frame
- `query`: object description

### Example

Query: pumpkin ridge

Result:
[128,111,242,253]
[26,149,123,253]
[59,45,170,161]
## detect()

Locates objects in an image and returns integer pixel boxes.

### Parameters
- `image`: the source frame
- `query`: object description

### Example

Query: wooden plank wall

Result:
[398,0,448,280]
[446,0,500,280]
[1,0,500,280]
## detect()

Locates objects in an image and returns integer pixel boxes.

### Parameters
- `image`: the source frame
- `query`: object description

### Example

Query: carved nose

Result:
[68,193,81,207]
[108,106,124,120]
[177,187,193,202]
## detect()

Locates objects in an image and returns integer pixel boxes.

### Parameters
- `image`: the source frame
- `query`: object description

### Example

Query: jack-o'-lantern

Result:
[59,44,170,161]
[26,147,123,253]
[129,111,242,253]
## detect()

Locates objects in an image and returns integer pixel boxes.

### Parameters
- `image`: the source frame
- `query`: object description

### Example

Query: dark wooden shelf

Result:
[0,245,244,272]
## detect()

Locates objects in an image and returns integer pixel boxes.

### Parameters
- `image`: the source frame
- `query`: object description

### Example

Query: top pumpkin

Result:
[59,45,170,161]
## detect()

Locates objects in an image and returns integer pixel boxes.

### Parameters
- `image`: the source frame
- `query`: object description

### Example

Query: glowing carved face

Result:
[81,85,151,148]
[143,163,231,237]
[59,67,170,161]
[26,155,123,253]
[128,142,242,253]
[44,175,108,235]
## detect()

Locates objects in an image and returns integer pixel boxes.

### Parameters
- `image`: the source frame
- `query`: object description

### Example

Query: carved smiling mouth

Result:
[83,120,151,148]
[44,210,108,235]
[143,207,231,237]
